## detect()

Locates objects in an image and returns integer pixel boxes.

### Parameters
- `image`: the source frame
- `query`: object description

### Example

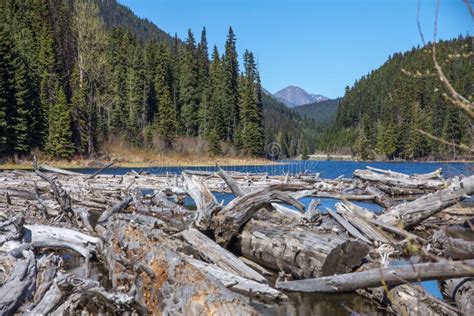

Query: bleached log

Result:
[177,228,267,283]
[440,278,474,315]
[182,174,219,230]
[378,175,474,228]
[217,168,245,197]
[237,219,369,279]
[187,257,287,303]
[23,225,101,258]
[212,187,304,246]
[276,259,474,293]
[354,168,444,190]
[366,185,394,208]
[39,164,81,176]
[0,251,36,315]
[326,208,371,244]
[335,203,393,244]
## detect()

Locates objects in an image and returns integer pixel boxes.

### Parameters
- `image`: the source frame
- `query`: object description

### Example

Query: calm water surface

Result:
[77,160,472,315]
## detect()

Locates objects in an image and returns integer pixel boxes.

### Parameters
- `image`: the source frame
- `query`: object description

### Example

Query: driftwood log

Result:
[276,259,474,292]
[237,219,369,279]
[440,277,474,315]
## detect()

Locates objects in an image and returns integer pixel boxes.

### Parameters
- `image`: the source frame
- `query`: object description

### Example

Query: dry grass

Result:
[0,138,274,170]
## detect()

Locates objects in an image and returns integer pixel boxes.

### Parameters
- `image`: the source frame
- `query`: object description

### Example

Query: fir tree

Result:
[157,86,177,149]
[46,86,74,159]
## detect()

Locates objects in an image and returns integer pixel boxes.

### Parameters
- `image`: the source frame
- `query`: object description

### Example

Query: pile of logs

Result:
[0,163,473,315]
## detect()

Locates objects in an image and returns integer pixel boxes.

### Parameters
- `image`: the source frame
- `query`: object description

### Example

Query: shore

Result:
[0,154,276,170]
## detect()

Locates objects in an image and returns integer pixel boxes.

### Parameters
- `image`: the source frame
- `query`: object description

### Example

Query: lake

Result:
[77,160,472,315]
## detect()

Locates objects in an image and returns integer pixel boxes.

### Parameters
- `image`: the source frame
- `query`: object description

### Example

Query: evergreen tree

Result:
[179,29,200,136]
[46,86,74,159]
[127,46,147,142]
[0,19,15,156]
[222,27,240,143]
[208,128,221,156]
[157,86,177,149]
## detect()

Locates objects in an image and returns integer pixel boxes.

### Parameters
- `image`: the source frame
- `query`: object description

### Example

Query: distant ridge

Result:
[274,85,329,108]
[293,98,341,124]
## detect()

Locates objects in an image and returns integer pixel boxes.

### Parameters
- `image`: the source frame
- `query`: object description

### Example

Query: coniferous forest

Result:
[0,0,267,160]
[316,36,473,160]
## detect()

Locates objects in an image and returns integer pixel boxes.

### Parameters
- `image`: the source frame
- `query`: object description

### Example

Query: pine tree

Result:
[208,128,221,156]
[127,46,147,143]
[0,19,15,156]
[222,27,240,143]
[46,86,74,159]
[157,86,177,149]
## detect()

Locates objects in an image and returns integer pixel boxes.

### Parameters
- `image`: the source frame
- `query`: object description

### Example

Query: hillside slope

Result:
[274,85,328,107]
[318,36,473,160]
[293,98,340,124]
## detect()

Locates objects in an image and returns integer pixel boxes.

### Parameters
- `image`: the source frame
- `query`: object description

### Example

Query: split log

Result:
[369,219,427,244]
[354,168,444,190]
[182,174,220,230]
[440,278,474,315]
[212,187,304,246]
[237,219,369,279]
[433,225,474,259]
[177,228,267,283]
[0,251,36,315]
[388,284,458,316]
[187,257,287,303]
[335,203,394,244]
[377,175,474,228]
[100,214,259,315]
[326,208,371,244]
[22,225,102,258]
[276,259,474,292]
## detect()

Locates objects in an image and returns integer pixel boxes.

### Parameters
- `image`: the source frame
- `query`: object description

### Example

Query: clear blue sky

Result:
[119,0,471,98]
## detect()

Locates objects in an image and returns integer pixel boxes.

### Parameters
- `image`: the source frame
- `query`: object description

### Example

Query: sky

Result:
[119,0,472,99]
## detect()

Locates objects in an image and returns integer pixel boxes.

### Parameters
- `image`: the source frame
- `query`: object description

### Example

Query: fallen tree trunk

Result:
[440,278,474,315]
[276,259,474,293]
[237,219,369,279]
[353,168,444,190]
[22,225,102,258]
[100,214,259,314]
[366,185,394,208]
[187,257,287,303]
[377,175,474,228]
[177,228,267,283]
[211,188,304,247]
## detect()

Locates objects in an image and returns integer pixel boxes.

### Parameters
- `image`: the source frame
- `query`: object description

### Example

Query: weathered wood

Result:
[237,219,369,279]
[100,214,259,315]
[354,168,444,190]
[39,164,81,176]
[433,226,474,259]
[0,251,36,315]
[326,208,372,244]
[388,284,458,316]
[182,174,219,230]
[276,259,474,292]
[369,218,427,243]
[86,160,116,179]
[96,195,133,225]
[366,185,394,208]
[177,228,267,283]
[187,257,287,303]
[378,175,474,228]
[217,168,245,197]
[23,225,102,257]
[440,278,474,315]
[212,187,304,246]
[335,203,393,244]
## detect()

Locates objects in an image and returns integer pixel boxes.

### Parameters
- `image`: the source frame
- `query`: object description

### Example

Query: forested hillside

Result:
[293,98,340,124]
[317,36,473,160]
[0,0,266,160]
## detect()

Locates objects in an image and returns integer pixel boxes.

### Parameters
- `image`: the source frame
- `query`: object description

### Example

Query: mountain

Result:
[274,85,329,107]
[318,36,472,160]
[96,0,175,42]
[293,98,341,124]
